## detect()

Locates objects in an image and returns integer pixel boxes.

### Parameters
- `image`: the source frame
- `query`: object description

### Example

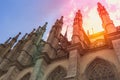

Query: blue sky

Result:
[0,0,120,43]
[0,0,64,43]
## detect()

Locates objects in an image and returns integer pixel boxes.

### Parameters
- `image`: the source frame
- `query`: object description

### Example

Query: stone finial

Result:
[21,33,28,40]
[14,32,21,40]
[27,29,36,39]
[42,22,48,30]
[29,28,36,35]
[59,16,64,23]
[4,37,11,44]
[9,32,21,47]
[60,16,63,21]
[36,26,41,33]
[97,2,102,8]
[55,19,59,25]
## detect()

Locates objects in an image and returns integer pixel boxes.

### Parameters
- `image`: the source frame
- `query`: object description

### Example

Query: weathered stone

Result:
[0,59,10,71]
[30,58,47,80]
[42,43,56,59]
[112,39,120,62]
[2,66,20,80]
[17,51,32,66]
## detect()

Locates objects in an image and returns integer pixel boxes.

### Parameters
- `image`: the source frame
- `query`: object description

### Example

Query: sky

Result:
[0,0,120,43]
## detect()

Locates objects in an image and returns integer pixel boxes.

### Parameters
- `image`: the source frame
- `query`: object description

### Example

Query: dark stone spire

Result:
[27,29,36,39]
[4,37,11,44]
[14,32,21,40]
[21,33,28,40]
[42,22,48,30]
[36,26,41,33]
[9,32,21,47]
[97,2,116,33]
[59,16,64,23]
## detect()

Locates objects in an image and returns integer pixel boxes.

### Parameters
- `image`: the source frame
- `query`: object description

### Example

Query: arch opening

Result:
[47,66,67,80]
[20,72,31,80]
[85,58,118,80]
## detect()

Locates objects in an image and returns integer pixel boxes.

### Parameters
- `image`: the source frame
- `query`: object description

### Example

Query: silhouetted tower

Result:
[66,10,90,80]
[97,2,116,34]
[30,17,64,80]
[43,16,63,58]
[0,32,21,59]
[72,10,90,48]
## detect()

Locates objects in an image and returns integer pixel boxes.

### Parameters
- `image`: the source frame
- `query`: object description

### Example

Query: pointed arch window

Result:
[20,72,31,80]
[85,58,118,80]
[47,66,67,80]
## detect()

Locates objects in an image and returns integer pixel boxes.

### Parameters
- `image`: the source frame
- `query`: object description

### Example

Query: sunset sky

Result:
[0,0,120,42]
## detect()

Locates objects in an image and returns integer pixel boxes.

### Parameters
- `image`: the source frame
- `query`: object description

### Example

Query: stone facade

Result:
[0,2,120,80]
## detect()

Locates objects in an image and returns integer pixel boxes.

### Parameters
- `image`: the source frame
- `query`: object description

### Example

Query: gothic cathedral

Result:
[0,2,120,80]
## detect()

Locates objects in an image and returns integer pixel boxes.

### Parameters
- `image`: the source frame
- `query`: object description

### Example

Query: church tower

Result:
[0,2,120,80]
[66,10,89,80]
[97,2,116,33]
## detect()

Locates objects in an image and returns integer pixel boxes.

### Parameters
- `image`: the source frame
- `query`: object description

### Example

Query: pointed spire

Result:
[74,10,82,25]
[28,28,36,36]
[42,22,48,30]
[97,2,108,15]
[9,32,21,47]
[4,37,11,44]
[13,32,21,40]
[55,19,59,25]
[25,29,35,40]
[77,10,82,16]
[59,16,63,23]
[36,26,41,33]
[87,30,90,36]
[97,2,103,8]
[75,10,82,17]
[21,33,28,40]
[97,2,116,33]
[65,26,68,38]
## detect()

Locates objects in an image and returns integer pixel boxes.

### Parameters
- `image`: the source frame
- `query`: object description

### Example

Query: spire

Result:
[73,10,82,26]
[9,32,21,47]
[31,28,36,34]
[36,26,41,33]
[97,2,116,33]
[35,22,47,45]
[65,26,68,38]
[14,32,21,40]
[97,2,103,8]
[55,19,59,25]
[28,29,36,38]
[72,10,83,44]
[4,37,11,44]
[42,22,48,30]
[21,33,28,40]
[87,30,90,36]
[97,2,108,16]
[59,16,63,23]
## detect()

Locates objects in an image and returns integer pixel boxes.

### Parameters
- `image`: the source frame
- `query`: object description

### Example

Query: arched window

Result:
[47,66,67,80]
[85,58,118,80]
[20,73,31,80]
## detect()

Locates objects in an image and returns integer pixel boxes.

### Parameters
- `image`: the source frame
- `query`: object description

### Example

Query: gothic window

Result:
[47,66,67,80]
[85,58,117,80]
[20,73,31,80]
